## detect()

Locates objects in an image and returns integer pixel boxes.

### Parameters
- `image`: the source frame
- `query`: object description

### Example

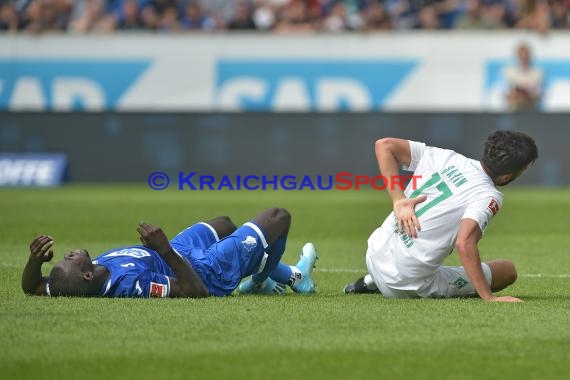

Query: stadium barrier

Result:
[0,112,564,185]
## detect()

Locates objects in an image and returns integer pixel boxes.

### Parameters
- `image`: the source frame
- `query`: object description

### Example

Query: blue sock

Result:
[269,263,293,284]
[252,235,288,283]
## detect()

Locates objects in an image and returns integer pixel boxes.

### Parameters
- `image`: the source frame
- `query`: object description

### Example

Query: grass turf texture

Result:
[1,186,570,380]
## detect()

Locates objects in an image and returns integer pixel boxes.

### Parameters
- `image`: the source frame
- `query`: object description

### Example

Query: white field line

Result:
[2,262,569,278]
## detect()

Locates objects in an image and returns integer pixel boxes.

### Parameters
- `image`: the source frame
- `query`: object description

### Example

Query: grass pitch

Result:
[1,186,570,380]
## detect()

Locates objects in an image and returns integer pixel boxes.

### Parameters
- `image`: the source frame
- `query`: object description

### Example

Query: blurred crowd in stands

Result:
[0,0,569,33]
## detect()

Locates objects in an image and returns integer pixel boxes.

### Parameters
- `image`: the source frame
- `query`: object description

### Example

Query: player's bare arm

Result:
[137,222,209,298]
[22,235,53,296]
[455,219,522,303]
[375,138,426,238]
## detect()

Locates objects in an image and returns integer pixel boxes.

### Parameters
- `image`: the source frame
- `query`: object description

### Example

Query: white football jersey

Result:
[366,141,503,291]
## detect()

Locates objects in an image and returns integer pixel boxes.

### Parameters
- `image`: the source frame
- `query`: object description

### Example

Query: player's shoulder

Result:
[468,174,504,202]
[423,144,459,156]
[421,145,462,166]
[469,186,504,214]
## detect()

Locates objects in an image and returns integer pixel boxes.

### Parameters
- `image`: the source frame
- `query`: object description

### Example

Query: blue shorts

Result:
[170,222,269,296]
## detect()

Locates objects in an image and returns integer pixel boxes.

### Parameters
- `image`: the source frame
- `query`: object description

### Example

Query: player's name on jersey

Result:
[441,166,468,188]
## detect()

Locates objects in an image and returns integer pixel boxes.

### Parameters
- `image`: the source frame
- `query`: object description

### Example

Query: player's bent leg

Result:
[238,208,292,294]
[418,264,493,298]
[239,208,319,295]
[250,207,291,246]
[486,260,517,292]
[204,216,237,239]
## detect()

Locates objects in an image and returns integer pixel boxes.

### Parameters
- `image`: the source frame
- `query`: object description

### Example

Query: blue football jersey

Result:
[88,222,268,298]
[93,246,174,298]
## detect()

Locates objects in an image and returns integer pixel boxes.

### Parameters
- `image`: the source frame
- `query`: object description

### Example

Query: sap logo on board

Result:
[486,60,570,111]
[215,60,417,111]
[0,60,150,111]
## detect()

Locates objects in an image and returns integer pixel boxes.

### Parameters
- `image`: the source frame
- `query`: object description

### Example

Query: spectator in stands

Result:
[433,0,463,29]
[323,1,348,31]
[550,0,570,28]
[180,0,216,30]
[500,0,518,27]
[140,0,177,30]
[274,0,317,32]
[415,5,440,29]
[70,0,114,33]
[199,0,238,24]
[503,43,544,111]
[115,0,145,30]
[362,1,392,30]
[228,1,256,30]
[1,0,570,33]
[321,0,367,32]
[516,0,551,33]
[23,0,72,32]
[252,0,276,30]
[455,0,507,29]
[157,6,181,30]
[0,1,19,31]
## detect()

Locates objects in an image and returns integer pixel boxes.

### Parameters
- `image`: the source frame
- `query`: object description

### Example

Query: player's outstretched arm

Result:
[456,219,522,303]
[137,222,209,298]
[22,235,53,296]
[375,138,426,238]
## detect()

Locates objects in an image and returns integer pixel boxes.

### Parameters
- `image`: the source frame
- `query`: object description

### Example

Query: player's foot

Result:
[238,277,286,295]
[343,276,381,294]
[291,242,318,294]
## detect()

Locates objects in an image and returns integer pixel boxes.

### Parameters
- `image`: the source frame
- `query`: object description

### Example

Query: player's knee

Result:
[265,207,291,227]
[494,260,517,286]
[217,216,235,227]
[274,207,291,226]
[488,260,518,290]
[506,261,518,285]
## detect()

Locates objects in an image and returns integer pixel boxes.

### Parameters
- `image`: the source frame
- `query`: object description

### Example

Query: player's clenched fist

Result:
[137,222,172,256]
[29,235,54,263]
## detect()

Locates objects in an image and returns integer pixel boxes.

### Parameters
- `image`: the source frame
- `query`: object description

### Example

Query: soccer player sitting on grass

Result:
[344,131,538,302]
[22,208,317,298]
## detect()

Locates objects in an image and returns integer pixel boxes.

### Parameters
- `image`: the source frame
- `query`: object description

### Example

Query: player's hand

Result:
[393,195,427,238]
[29,235,54,264]
[487,295,523,303]
[137,222,171,256]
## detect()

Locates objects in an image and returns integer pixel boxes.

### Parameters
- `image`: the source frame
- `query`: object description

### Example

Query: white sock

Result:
[288,266,303,286]
[364,274,378,290]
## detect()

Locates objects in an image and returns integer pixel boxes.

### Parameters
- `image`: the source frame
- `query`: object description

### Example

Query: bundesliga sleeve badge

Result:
[487,199,500,216]
[150,282,167,298]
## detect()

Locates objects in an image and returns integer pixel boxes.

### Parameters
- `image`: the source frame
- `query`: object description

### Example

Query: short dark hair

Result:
[482,130,538,177]
[48,267,88,297]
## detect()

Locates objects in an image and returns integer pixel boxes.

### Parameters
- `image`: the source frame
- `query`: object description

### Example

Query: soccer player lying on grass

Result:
[22,207,318,298]
[344,131,538,302]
